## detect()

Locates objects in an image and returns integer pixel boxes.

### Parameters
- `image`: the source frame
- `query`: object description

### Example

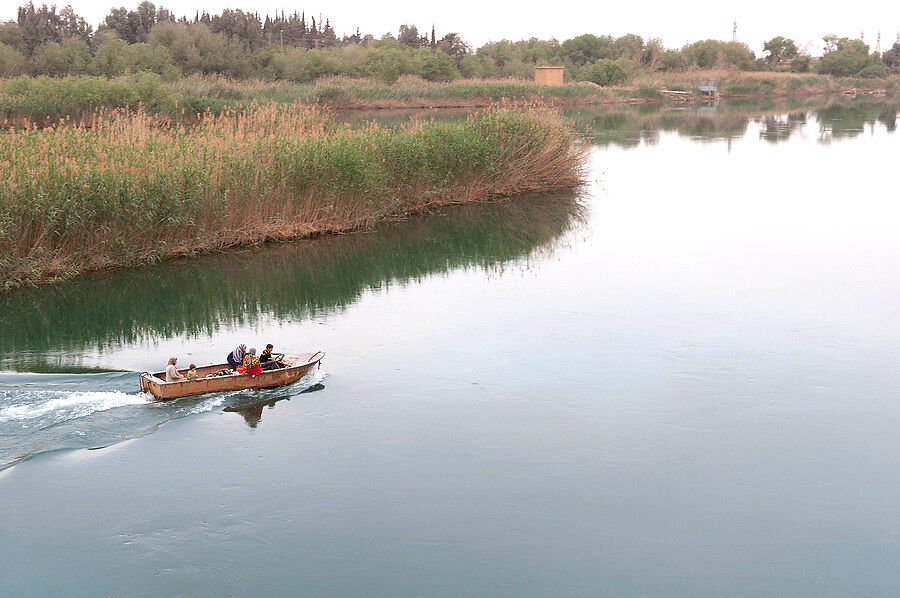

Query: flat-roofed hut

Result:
[534,66,564,85]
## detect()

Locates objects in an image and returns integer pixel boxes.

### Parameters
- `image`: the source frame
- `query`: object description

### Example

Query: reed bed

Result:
[0,101,586,288]
[3,73,896,125]
[623,70,899,98]
[0,75,614,122]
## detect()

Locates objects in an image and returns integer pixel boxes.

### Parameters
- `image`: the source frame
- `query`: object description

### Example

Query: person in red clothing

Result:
[243,347,262,376]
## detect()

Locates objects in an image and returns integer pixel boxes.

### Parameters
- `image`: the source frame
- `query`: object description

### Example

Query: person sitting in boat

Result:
[243,347,263,376]
[165,357,186,382]
[260,344,285,370]
[227,344,247,370]
[186,364,198,380]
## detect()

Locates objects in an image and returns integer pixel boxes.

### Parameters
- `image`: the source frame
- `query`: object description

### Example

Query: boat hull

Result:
[139,352,324,400]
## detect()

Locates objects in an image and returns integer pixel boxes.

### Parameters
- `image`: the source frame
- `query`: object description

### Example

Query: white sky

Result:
[3,1,900,55]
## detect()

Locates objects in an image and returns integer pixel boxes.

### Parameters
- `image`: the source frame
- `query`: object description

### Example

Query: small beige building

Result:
[534,66,565,85]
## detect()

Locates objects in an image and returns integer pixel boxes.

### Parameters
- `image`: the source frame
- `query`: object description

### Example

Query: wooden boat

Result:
[139,352,324,400]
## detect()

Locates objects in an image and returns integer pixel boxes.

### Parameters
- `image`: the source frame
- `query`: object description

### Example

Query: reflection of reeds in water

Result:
[0,100,586,289]
[568,96,899,148]
[0,189,585,367]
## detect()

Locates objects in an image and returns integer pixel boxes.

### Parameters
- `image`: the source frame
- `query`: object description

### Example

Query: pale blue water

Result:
[1,98,899,596]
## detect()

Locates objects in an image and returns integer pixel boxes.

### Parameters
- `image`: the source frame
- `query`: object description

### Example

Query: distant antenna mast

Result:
[860,30,864,42]
[732,20,737,43]
[876,31,881,53]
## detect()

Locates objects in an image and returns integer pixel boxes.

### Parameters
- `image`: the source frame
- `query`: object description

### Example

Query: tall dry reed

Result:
[0,101,586,288]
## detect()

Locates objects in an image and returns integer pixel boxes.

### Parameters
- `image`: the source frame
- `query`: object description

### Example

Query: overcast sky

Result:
[4,1,900,55]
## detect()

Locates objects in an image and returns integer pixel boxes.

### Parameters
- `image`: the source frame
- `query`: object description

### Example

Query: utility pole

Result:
[876,31,881,53]
[732,20,737,43]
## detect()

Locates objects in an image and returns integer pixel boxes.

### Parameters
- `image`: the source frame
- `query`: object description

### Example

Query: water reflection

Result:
[0,191,584,372]
[566,96,899,147]
[224,382,326,427]
[816,101,899,141]
[757,112,808,143]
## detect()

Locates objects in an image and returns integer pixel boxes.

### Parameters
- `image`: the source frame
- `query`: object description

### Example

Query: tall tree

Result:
[437,33,468,62]
[762,36,798,68]
[883,42,900,68]
[321,19,337,47]
[17,3,62,54]
[398,24,421,48]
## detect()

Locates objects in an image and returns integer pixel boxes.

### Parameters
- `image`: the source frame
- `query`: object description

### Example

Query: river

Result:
[1,96,899,596]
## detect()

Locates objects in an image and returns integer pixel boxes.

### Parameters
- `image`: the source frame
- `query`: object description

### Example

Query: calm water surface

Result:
[1,97,899,596]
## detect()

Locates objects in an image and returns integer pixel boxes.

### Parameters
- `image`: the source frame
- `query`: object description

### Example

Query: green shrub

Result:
[817,37,883,77]
[726,83,758,94]
[584,59,629,86]
[633,84,661,98]
[0,43,26,77]
[790,55,811,73]
[858,63,889,78]
[419,49,459,82]
[0,74,177,118]
[31,38,92,76]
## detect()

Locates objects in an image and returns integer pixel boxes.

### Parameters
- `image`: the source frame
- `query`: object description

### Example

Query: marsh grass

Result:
[628,70,899,97]
[0,75,613,123]
[2,72,896,125]
[0,101,586,288]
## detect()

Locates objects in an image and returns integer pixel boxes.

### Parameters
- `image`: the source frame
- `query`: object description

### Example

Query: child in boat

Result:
[243,347,262,376]
[186,364,198,380]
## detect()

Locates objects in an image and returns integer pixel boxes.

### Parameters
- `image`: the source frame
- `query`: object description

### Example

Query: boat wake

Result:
[0,390,148,424]
[0,367,328,472]
[0,371,148,427]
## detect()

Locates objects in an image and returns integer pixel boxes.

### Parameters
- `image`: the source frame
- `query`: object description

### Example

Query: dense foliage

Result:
[2,2,894,84]
[817,36,888,77]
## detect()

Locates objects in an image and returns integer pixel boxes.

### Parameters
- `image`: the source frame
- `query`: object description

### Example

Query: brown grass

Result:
[0,101,587,288]
[621,69,899,98]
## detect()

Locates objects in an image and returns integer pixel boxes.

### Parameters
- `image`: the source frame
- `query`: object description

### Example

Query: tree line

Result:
[1,2,898,82]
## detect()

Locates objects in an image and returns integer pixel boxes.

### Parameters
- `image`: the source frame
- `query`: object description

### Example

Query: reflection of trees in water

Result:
[757,112,808,143]
[567,97,898,148]
[0,190,584,367]
[816,101,899,142]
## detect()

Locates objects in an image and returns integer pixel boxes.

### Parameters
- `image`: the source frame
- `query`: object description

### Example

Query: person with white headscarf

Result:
[227,344,247,370]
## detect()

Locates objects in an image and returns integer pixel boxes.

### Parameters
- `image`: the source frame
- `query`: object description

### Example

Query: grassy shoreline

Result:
[1,72,897,123]
[0,102,586,289]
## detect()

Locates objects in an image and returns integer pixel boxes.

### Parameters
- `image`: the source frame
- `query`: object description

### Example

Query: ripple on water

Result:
[0,368,327,471]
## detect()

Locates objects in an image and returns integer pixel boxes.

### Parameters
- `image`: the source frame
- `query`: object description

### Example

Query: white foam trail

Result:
[302,366,327,388]
[187,366,328,415]
[0,391,148,423]
[188,395,226,415]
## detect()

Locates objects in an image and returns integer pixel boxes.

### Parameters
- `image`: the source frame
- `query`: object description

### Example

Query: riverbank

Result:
[1,72,897,123]
[624,69,897,100]
[0,101,586,289]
